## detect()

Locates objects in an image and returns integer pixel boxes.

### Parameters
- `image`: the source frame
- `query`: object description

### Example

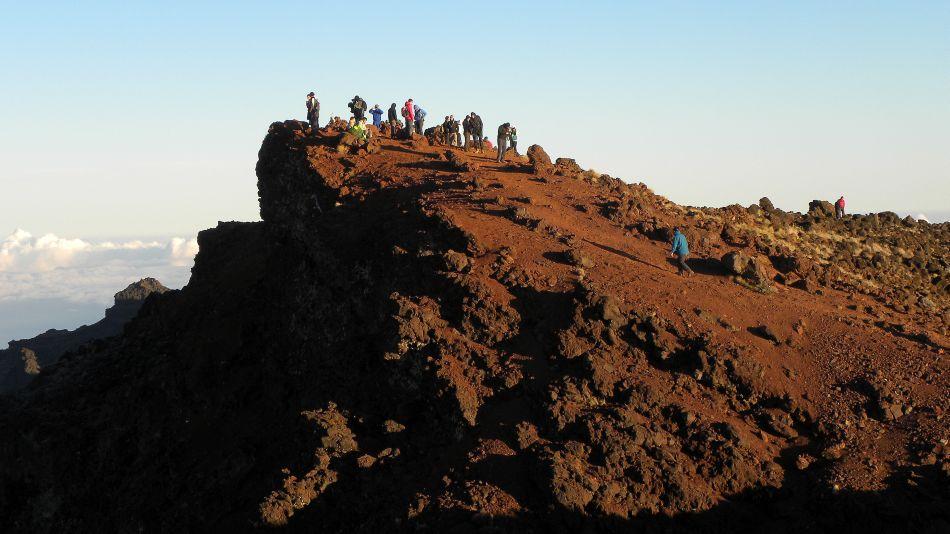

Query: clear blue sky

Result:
[2,0,948,239]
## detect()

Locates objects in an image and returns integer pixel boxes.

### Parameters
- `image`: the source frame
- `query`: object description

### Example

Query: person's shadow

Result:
[665,255,728,276]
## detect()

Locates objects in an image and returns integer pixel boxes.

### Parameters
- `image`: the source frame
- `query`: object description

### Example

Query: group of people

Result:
[305,92,523,158]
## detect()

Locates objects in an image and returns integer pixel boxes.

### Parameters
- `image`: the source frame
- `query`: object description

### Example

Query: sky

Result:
[0,1,948,340]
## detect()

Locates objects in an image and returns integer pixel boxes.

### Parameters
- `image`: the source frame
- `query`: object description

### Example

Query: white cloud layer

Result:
[0,229,198,305]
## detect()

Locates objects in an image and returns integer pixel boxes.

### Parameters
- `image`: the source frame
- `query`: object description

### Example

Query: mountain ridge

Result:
[0,120,946,532]
[0,277,169,393]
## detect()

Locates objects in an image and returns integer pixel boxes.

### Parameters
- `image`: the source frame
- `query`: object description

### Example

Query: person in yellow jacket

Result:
[349,118,368,142]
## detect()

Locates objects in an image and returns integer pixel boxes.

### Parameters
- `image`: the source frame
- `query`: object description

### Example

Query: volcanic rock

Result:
[0,120,946,534]
[526,144,553,174]
[0,278,169,393]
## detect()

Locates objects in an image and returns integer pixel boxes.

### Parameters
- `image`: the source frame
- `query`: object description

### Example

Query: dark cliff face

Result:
[0,121,946,533]
[0,278,169,393]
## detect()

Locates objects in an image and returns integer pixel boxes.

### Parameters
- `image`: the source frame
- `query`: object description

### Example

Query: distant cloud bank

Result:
[0,229,197,304]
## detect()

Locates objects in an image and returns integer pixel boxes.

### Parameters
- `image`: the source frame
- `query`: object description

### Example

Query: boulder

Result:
[722,251,770,289]
[759,197,775,211]
[808,200,835,217]
[567,249,594,268]
[554,158,583,176]
[444,150,471,172]
[526,145,553,174]
[442,250,470,272]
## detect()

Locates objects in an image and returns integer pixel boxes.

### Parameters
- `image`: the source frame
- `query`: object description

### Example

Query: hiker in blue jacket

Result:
[369,104,384,128]
[671,228,694,276]
[414,106,426,134]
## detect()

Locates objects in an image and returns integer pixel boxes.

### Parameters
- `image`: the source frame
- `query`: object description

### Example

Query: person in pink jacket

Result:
[401,99,415,137]
[835,196,846,219]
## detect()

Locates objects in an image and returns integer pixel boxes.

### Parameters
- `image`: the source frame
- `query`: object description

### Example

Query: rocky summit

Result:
[0,121,947,533]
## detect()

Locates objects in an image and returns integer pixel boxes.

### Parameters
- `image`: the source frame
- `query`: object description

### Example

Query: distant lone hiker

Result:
[496,122,511,162]
[835,196,846,219]
[369,104,384,128]
[671,228,693,277]
[306,92,320,130]
[509,126,518,155]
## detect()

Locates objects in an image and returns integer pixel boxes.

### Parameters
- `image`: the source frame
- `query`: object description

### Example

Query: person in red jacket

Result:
[835,196,846,219]
[401,99,415,137]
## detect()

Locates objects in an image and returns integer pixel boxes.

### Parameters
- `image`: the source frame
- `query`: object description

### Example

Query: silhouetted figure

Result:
[348,95,367,121]
[471,113,484,151]
[306,92,320,130]
[387,103,399,138]
[462,114,473,150]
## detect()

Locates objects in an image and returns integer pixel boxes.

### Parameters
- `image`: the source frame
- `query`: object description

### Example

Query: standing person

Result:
[496,123,511,162]
[402,99,415,136]
[348,95,367,121]
[306,92,320,130]
[670,227,694,277]
[441,116,452,145]
[414,105,427,134]
[462,114,473,150]
[835,196,846,219]
[387,103,399,138]
[470,113,484,152]
[450,116,461,147]
[369,104,384,128]
[509,126,518,155]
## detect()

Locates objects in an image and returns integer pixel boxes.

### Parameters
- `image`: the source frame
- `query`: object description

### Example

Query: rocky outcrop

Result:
[0,278,168,393]
[527,144,553,174]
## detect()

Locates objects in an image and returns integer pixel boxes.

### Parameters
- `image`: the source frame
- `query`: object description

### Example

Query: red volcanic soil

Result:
[0,121,946,533]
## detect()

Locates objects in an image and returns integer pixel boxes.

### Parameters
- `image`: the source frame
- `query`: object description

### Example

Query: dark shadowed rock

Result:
[0,278,170,393]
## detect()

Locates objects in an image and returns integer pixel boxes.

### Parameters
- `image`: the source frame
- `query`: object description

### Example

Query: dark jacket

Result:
[388,105,398,122]
[471,115,483,136]
[497,123,510,139]
[306,97,320,119]
[349,97,367,112]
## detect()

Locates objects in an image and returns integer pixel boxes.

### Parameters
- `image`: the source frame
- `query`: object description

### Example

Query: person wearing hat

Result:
[306,92,320,130]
